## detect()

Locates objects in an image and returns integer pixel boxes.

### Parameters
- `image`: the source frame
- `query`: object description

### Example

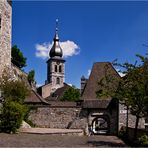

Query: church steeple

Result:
[49,19,63,58]
[46,19,65,92]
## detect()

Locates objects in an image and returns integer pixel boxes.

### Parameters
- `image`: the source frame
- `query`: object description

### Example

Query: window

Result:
[59,65,62,72]
[55,65,57,72]
[56,77,60,84]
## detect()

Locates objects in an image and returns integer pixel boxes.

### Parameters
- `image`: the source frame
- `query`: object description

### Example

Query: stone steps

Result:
[19,128,84,136]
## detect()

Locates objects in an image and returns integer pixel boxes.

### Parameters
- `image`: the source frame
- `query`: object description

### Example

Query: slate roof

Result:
[25,89,49,104]
[83,99,111,109]
[45,83,71,101]
[81,62,120,100]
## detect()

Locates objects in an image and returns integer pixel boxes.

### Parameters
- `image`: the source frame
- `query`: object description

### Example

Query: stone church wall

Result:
[28,106,88,131]
[0,0,12,77]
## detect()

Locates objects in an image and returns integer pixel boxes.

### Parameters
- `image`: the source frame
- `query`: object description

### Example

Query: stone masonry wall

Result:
[29,106,88,130]
[29,106,118,135]
[119,104,145,130]
[0,0,12,77]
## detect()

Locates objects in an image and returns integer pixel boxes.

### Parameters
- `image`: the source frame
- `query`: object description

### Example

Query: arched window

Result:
[56,77,60,84]
[55,65,57,72]
[59,65,62,72]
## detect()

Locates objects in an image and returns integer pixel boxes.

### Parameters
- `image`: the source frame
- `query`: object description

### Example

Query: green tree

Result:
[1,80,30,104]
[28,70,35,85]
[0,101,27,133]
[11,45,27,68]
[96,54,148,140]
[60,86,80,102]
[0,74,30,133]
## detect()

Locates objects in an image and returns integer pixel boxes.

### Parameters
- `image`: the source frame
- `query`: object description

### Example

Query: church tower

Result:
[46,20,65,92]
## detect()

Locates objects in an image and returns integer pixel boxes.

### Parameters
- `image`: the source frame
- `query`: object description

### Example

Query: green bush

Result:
[23,106,35,127]
[118,126,127,139]
[138,134,148,147]
[118,126,131,145]
[60,87,80,102]
[0,101,27,133]
[1,80,30,104]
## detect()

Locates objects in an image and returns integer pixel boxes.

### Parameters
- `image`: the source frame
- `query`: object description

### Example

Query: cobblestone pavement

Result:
[0,133,126,147]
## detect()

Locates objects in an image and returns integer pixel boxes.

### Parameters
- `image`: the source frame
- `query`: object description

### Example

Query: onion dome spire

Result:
[49,19,63,58]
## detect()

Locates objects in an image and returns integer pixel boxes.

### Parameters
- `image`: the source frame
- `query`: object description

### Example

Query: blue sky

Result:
[12,1,148,88]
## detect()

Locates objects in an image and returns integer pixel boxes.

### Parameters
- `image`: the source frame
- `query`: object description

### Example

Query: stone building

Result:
[0,0,12,77]
[37,21,67,99]
[0,2,147,134]
[27,62,120,135]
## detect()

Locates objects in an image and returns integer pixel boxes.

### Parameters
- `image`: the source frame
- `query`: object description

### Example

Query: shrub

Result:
[60,87,80,102]
[0,70,31,133]
[138,134,148,147]
[0,101,27,133]
[118,126,127,139]
[1,80,30,104]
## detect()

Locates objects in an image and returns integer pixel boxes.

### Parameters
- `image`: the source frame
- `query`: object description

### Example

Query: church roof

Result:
[25,89,49,104]
[81,62,120,100]
[49,19,63,58]
[45,83,72,101]
[83,99,110,109]
[82,98,118,109]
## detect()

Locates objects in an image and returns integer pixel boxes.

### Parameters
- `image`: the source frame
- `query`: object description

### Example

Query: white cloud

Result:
[116,69,126,77]
[36,83,42,87]
[35,40,80,59]
[68,83,73,87]
[87,69,91,77]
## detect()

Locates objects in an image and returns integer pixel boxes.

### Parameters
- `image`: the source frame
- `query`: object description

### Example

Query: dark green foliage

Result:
[96,54,148,139]
[60,86,80,101]
[118,127,130,143]
[0,101,27,133]
[138,134,148,146]
[11,45,27,68]
[28,70,35,85]
[23,106,35,127]
[96,64,120,99]
[114,55,148,139]
[0,75,31,133]
[1,80,30,104]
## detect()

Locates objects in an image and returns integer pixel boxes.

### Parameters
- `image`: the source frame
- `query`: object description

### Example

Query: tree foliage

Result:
[96,54,148,139]
[1,80,30,104]
[0,101,27,133]
[0,74,30,133]
[96,63,120,98]
[27,70,35,85]
[11,45,27,69]
[60,86,80,102]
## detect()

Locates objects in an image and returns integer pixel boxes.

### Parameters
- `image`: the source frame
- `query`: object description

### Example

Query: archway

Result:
[91,115,110,135]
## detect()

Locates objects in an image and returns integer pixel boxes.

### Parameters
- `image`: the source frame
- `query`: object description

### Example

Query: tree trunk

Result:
[134,116,139,140]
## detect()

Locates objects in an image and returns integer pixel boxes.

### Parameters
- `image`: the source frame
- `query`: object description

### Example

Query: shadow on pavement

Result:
[87,140,125,147]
